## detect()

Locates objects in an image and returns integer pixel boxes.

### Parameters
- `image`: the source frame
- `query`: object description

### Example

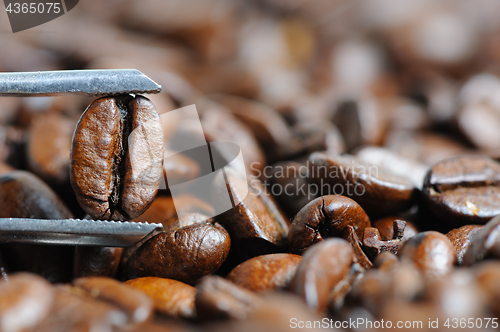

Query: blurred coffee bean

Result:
[463,215,500,265]
[27,113,76,183]
[355,146,427,189]
[445,225,483,265]
[70,95,164,220]
[213,168,289,260]
[267,161,313,217]
[398,231,456,279]
[125,214,230,284]
[0,273,54,332]
[0,171,74,282]
[309,153,415,216]
[288,122,346,160]
[125,277,196,319]
[288,195,370,254]
[74,247,123,278]
[373,251,399,273]
[162,150,200,190]
[374,216,418,242]
[423,155,500,226]
[291,238,354,312]
[473,262,500,317]
[74,277,153,324]
[226,254,301,292]
[196,276,261,321]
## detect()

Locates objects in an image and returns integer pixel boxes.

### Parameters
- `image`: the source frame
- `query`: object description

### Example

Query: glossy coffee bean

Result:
[70,95,164,220]
[309,153,415,216]
[0,171,74,282]
[213,168,289,259]
[125,214,231,285]
[125,277,196,319]
[423,155,500,226]
[74,247,123,278]
[463,215,500,265]
[195,276,261,321]
[445,224,483,265]
[291,238,354,312]
[398,231,456,279]
[74,277,153,324]
[226,254,301,292]
[288,195,370,254]
[374,217,418,242]
[0,273,54,332]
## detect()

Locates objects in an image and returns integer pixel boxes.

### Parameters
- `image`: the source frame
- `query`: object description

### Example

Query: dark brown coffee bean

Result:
[125,277,196,319]
[125,214,231,284]
[0,171,74,282]
[343,225,373,269]
[70,95,164,220]
[463,215,500,265]
[0,273,54,331]
[196,276,261,321]
[291,238,354,312]
[27,112,75,184]
[288,195,370,254]
[226,254,301,292]
[213,168,289,259]
[74,277,153,324]
[362,221,406,260]
[374,216,418,242]
[74,247,123,278]
[309,153,415,216]
[398,231,456,279]
[423,155,500,226]
[445,224,483,265]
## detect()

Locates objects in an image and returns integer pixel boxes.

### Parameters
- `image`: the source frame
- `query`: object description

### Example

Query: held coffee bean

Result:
[70,95,164,220]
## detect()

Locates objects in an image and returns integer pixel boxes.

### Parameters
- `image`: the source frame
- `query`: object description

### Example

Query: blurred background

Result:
[1,0,500,215]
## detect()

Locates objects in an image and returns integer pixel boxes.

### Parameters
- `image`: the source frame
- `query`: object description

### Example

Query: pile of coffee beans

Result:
[2,0,500,331]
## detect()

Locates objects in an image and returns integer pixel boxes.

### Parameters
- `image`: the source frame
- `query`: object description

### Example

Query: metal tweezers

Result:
[0,69,164,246]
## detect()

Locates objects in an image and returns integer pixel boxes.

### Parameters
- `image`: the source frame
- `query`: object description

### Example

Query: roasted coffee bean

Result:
[74,277,153,324]
[74,247,123,278]
[373,252,399,273]
[373,216,418,242]
[423,155,500,226]
[226,254,301,292]
[473,262,500,317]
[288,195,370,254]
[0,171,74,282]
[27,112,75,184]
[463,215,500,265]
[342,225,373,269]
[125,277,196,319]
[291,238,354,312]
[70,95,164,220]
[362,221,406,260]
[196,276,261,321]
[445,225,483,265]
[0,273,54,332]
[309,153,415,216]
[213,168,289,260]
[398,231,456,279]
[125,214,231,284]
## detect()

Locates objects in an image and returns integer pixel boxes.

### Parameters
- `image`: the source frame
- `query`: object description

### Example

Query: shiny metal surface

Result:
[0,218,163,247]
[0,69,162,97]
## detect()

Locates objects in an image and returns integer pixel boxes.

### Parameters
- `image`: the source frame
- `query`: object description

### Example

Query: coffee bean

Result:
[374,217,418,242]
[70,95,164,220]
[226,254,301,292]
[423,155,500,226]
[0,273,54,331]
[124,214,230,284]
[213,168,289,260]
[398,231,456,279]
[373,252,399,273]
[473,262,500,317]
[74,247,123,278]
[195,276,260,321]
[463,215,500,265]
[445,224,483,265]
[309,153,415,216]
[74,277,153,324]
[125,277,196,319]
[290,238,354,312]
[288,195,370,254]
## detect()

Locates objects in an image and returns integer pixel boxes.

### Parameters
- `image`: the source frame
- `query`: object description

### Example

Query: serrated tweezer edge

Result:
[0,218,163,247]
